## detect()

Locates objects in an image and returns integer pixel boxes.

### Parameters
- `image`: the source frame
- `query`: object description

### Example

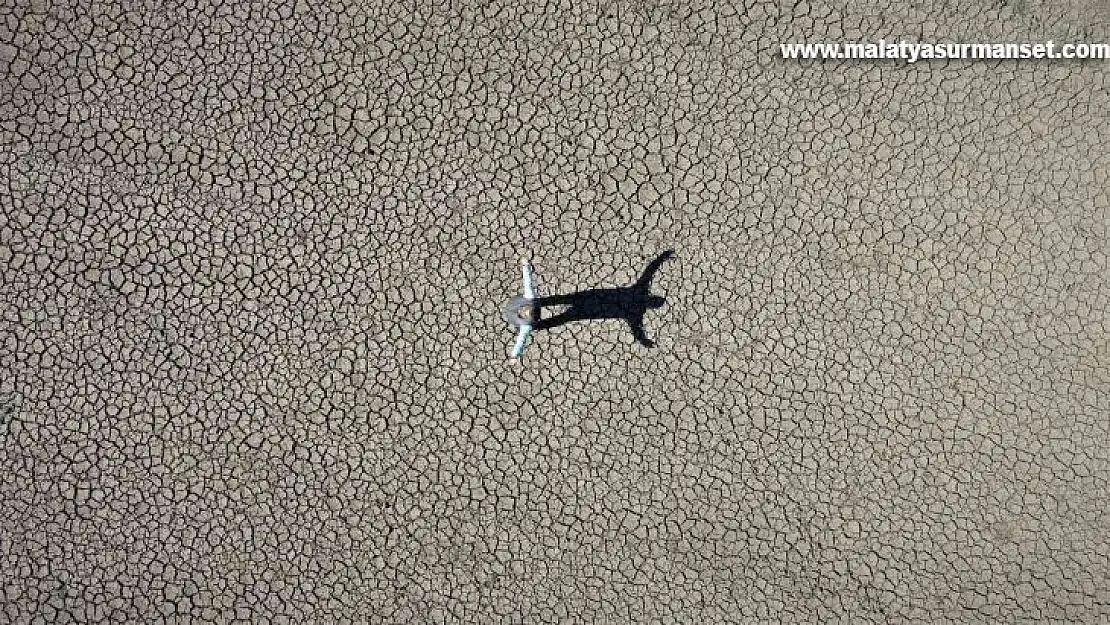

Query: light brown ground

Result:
[1,0,1107,622]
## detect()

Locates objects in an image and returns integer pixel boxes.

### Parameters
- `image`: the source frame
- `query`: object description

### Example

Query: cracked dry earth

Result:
[1,0,1108,622]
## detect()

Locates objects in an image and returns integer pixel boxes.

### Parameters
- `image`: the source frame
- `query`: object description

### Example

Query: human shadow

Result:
[533,250,674,348]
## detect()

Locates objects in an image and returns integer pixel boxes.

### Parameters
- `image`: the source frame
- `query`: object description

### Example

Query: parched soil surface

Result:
[1,0,1107,622]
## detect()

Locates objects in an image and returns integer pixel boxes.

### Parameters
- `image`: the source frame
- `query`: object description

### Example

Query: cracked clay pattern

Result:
[1,0,1108,622]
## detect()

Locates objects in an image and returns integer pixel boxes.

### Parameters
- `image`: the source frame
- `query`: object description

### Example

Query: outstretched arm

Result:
[628,314,655,348]
[510,325,532,358]
[521,259,535,299]
[634,250,675,289]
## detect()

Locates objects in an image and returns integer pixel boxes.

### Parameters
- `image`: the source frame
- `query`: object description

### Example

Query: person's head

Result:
[518,304,538,324]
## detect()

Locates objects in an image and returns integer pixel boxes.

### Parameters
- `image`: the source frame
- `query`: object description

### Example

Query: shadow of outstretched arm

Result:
[635,249,675,290]
[627,312,655,347]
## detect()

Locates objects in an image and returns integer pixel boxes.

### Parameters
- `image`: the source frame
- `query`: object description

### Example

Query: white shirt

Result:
[510,263,536,359]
